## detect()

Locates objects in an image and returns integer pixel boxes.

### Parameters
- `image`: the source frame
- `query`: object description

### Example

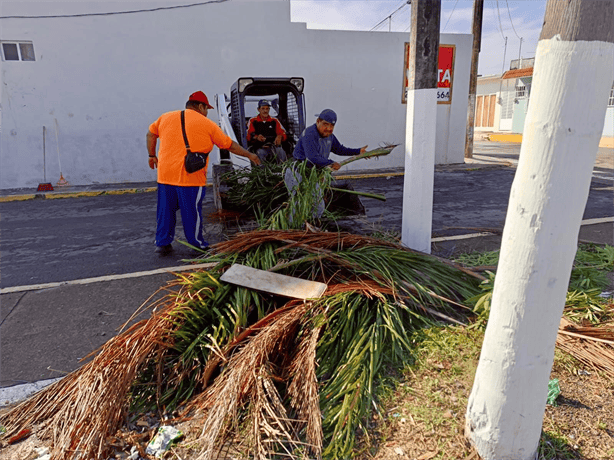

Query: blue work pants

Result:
[156,183,208,249]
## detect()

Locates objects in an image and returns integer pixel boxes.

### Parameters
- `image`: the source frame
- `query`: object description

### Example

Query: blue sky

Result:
[290,0,547,77]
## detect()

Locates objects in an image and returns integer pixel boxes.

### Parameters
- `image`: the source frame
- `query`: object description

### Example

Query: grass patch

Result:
[357,325,482,459]
[364,324,590,460]
[538,430,580,460]
[362,242,614,460]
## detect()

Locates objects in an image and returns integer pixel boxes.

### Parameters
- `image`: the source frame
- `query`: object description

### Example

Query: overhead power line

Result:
[442,0,460,32]
[370,0,411,32]
[493,0,507,41]
[0,0,228,19]
[505,0,522,39]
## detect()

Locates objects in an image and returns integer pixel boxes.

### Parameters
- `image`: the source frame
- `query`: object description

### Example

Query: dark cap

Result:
[258,99,271,108]
[317,109,337,125]
[189,91,214,109]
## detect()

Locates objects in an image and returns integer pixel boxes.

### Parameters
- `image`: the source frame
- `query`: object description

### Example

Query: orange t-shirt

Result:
[149,109,232,186]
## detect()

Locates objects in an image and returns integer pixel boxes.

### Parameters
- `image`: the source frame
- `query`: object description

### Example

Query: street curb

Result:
[2,174,409,203]
[1,378,61,407]
[0,186,158,203]
[0,166,509,203]
[1,262,217,295]
[488,133,523,143]
[487,134,614,148]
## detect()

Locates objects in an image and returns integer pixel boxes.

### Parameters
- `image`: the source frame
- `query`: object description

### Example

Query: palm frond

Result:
[1,229,483,460]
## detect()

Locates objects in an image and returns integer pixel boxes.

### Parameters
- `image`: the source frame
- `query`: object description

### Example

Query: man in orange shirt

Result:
[147,91,260,255]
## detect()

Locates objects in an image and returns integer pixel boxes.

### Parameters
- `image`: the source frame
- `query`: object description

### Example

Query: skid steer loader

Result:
[212,77,364,216]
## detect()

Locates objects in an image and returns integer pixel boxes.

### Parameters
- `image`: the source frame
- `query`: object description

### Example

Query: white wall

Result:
[0,0,471,189]
[602,107,613,136]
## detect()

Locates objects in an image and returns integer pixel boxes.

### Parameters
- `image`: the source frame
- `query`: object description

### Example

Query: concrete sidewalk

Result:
[478,131,614,149]
[1,139,611,201]
[1,140,612,404]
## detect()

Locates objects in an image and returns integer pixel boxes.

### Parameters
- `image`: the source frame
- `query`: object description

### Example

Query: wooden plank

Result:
[220,264,327,300]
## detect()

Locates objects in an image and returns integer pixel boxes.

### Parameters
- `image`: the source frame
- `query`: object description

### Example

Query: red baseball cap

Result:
[188,91,214,109]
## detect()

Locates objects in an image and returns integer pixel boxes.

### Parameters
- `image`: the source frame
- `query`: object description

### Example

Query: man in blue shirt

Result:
[293,109,367,169]
[285,109,367,220]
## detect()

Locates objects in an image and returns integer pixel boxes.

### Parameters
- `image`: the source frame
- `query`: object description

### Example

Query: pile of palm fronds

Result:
[220,144,397,220]
[1,229,482,460]
[459,243,614,378]
[461,244,614,323]
[220,162,289,216]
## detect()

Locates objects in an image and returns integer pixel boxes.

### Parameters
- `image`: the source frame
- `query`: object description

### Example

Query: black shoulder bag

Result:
[181,110,209,174]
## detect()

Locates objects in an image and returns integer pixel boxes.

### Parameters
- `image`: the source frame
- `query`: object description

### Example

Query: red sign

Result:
[403,43,456,104]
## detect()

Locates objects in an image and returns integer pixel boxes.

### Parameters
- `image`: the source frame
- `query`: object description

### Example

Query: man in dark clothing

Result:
[246,100,288,164]
[285,108,367,219]
[292,108,367,169]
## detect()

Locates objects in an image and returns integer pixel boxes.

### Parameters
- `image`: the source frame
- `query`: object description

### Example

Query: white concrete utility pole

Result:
[401,0,441,253]
[465,1,614,459]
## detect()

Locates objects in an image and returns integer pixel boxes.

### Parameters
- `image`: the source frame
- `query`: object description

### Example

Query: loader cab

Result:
[227,77,306,158]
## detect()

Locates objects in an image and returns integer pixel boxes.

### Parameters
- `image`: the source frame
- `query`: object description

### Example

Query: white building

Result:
[475,58,614,136]
[0,0,472,190]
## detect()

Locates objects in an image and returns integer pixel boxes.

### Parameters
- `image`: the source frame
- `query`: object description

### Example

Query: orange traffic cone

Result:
[57,173,69,186]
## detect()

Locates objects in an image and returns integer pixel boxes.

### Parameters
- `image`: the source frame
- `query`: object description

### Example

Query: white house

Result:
[475,59,614,136]
[0,0,472,190]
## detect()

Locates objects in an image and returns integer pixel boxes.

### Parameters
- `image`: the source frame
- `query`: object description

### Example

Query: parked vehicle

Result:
[215,77,306,167]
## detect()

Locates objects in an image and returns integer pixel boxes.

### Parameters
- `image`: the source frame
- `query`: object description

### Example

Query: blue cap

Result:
[258,99,271,108]
[317,109,337,125]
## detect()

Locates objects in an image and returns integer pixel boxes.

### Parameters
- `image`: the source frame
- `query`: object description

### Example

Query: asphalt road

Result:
[1,162,612,289]
[0,142,612,386]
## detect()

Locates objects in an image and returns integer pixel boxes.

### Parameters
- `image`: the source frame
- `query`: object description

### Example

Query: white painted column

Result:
[465,37,614,459]
[401,88,437,253]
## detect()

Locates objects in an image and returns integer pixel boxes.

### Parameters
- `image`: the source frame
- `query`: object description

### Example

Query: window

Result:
[1,41,35,61]
[515,83,526,99]
[608,83,614,107]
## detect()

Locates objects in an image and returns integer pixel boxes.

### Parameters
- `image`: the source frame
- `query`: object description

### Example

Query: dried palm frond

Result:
[1,229,483,460]
[287,324,324,457]
[188,302,309,460]
[0,284,183,460]
[556,317,614,377]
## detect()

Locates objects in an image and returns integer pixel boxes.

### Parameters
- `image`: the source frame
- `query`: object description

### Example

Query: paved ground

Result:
[0,141,612,393]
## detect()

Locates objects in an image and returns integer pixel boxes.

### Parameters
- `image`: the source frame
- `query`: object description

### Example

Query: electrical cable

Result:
[495,0,507,41]
[505,0,522,39]
[371,19,389,32]
[0,0,228,19]
[370,0,410,31]
[442,0,460,32]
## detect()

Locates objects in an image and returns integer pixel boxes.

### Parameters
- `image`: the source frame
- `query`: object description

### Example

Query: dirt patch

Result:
[362,331,614,460]
[542,362,614,460]
[0,432,46,460]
